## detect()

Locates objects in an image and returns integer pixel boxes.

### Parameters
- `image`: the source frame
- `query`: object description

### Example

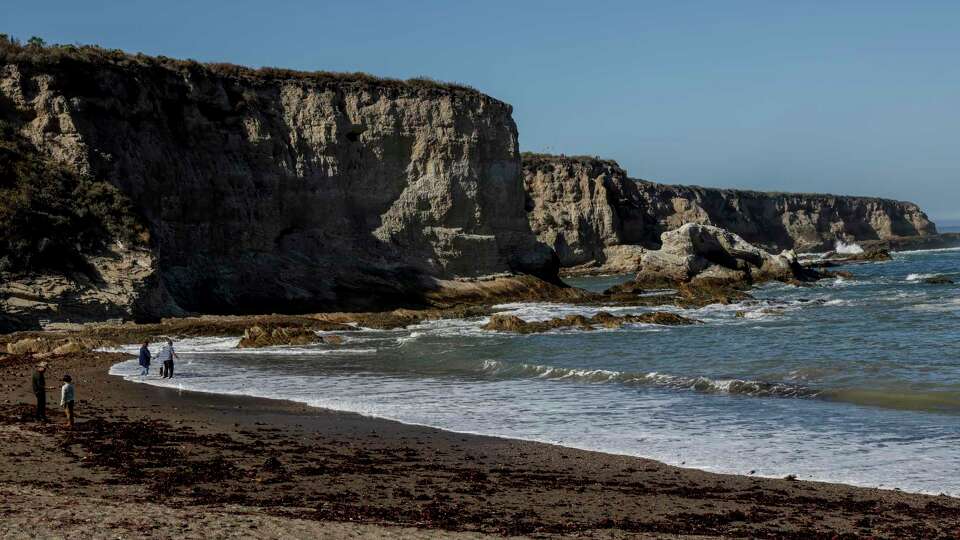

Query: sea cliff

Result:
[522,153,937,267]
[0,43,555,326]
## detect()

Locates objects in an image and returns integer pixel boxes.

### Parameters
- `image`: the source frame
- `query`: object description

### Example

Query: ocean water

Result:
[109,247,960,495]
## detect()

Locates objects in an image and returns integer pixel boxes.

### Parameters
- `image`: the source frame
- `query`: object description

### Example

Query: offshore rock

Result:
[805,248,892,268]
[633,224,819,287]
[237,326,320,348]
[482,310,697,334]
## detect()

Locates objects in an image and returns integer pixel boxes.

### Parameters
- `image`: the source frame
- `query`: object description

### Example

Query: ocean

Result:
[109,247,960,495]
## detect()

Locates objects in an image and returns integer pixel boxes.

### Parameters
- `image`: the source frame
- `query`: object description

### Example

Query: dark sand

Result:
[2,351,960,539]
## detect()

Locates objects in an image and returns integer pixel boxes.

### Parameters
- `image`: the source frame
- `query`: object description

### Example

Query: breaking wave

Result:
[479,360,820,399]
[476,360,960,414]
[835,240,864,255]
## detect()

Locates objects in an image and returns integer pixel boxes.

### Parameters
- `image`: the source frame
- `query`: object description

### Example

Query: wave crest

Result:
[479,360,818,398]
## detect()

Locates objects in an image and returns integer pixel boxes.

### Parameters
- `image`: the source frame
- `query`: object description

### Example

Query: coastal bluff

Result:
[0,43,555,327]
[523,153,938,268]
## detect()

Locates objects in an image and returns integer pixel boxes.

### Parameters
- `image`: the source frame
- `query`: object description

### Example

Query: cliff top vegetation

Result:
[0,34,485,98]
[521,152,921,205]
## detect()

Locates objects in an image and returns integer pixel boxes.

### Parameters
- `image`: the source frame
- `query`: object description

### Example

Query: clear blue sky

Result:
[6,0,959,223]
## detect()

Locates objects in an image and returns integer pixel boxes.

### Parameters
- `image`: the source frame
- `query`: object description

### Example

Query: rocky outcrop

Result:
[522,154,937,268]
[631,224,820,287]
[237,326,323,348]
[0,43,556,327]
[482,310,697,334]
[805,248,892,268]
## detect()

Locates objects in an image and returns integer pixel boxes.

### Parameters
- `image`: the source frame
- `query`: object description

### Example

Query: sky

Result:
[5,1,959,223]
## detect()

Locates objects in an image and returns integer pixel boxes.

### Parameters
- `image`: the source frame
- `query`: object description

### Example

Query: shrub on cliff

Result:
[0,35,479,95]
[0,122,147,274]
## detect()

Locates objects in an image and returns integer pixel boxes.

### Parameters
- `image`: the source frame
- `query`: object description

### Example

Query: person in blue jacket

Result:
[138,341,151,376]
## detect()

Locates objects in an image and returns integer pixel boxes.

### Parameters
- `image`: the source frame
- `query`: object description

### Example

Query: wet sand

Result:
[2,351,960,539]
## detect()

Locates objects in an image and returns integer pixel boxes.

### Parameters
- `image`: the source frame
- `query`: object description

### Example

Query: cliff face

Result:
[523,154,936,267]
[0,47,555,323]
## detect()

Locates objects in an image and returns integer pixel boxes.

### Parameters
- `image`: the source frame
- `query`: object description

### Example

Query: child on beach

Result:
[60,374,75,428]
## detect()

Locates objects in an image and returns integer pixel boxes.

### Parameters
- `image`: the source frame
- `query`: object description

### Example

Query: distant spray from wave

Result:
[835,240,864,255]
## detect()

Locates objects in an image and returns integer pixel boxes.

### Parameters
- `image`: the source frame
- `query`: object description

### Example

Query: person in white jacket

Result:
[60,374,75,428]
[158,339,180,379]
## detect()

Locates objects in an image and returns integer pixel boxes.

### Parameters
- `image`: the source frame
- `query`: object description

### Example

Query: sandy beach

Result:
[0,350,957,539]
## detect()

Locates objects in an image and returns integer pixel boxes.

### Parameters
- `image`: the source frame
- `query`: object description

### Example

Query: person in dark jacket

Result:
[138,341,151,376]
[32,362,50,421]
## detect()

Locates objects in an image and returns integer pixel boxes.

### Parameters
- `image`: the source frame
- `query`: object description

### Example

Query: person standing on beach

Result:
[60,374,76,428]
[158,339,179,379]
[138,341,151,376]
[31,362,51,421]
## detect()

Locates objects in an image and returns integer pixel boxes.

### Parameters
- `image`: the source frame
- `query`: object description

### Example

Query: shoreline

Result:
[3,350,960,538]
[108,357,949,498]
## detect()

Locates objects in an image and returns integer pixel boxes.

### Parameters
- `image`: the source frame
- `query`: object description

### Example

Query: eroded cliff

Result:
[0,43,555,325]
[523,154,936,267]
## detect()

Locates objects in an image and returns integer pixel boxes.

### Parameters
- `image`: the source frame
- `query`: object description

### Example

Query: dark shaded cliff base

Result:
[2,352,959,539]
[860,233,960,253]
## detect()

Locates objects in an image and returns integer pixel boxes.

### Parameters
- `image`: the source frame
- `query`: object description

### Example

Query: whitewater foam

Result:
[835,240,865,255]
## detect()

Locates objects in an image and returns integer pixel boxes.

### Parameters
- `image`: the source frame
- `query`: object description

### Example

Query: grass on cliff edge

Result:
[0,120,148,275]
[0,35,480,96]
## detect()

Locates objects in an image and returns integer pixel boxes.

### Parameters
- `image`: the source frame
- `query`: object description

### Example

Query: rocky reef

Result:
[482,310,697,334]
[522,154,937,269]
[0,42,556,327]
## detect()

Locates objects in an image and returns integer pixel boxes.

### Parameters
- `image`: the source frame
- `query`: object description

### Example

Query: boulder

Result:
[6,338,51,355]
[6,337,91,356]
[633,224,820,287]
[923,276,955,285]
[237,326,320,348]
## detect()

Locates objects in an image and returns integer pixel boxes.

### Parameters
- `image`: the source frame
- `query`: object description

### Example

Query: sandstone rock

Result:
[6,337,90,355]
[809,249,892,268]
[482,310,697,334]
[321,335,344,345]
[522,154,937,266]
[50,341,87,355]
[1,47,555,324]
[237,326,320,348]
[633,224,820,287]
[601,278,752,308]
[7,338,50,355]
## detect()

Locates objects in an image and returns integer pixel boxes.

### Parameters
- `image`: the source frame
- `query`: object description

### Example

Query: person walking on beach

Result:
[31,362,51,421]
[158,339,179,379]
[138,341,151,376]
[60,374,76,429]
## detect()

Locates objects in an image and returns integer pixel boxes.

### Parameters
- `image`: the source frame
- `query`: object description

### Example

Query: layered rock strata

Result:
[0,44,556,326]
[630,224,820,287]
[522,154,937,268]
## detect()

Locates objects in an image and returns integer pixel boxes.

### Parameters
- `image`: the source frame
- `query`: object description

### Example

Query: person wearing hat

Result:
[31,362,53,421]
[60,374,76,428]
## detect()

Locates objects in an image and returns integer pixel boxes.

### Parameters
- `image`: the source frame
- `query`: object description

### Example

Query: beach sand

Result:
[1,351,959,539]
